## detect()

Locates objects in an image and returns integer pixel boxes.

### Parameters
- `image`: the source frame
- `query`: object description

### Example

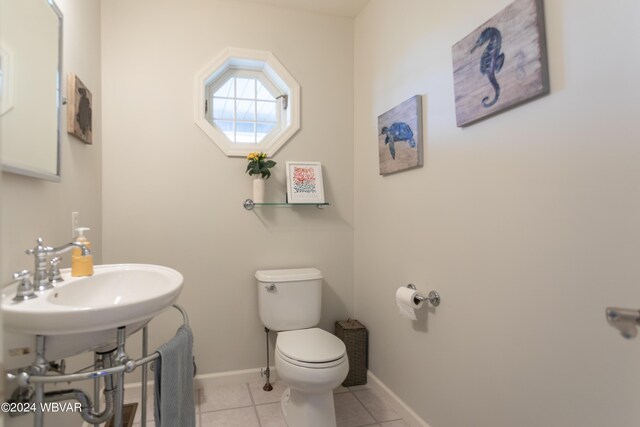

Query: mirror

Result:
[0,0,62,181]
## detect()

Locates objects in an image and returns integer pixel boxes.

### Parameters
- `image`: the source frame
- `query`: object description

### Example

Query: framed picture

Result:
[452,0,549,127]
[378,95,423,175]
[67,73,93,144]
[286,161,325,204]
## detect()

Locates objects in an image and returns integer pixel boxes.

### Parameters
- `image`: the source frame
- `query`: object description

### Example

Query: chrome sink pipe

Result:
[10,341,116,425]
[25,238,91,291]
[42,386,114,425]
[40,360,116,426]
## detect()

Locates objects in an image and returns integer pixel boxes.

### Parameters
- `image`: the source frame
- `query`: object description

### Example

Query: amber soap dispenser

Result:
[72,227,94,277]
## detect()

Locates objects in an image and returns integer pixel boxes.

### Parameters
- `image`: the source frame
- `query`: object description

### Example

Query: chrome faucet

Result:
[25,238,91,291]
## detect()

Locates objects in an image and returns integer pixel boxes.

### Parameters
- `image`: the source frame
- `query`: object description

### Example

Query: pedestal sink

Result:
[1,264,183,360]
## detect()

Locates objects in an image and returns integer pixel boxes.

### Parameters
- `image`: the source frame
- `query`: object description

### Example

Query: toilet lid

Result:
[277,328,346,363]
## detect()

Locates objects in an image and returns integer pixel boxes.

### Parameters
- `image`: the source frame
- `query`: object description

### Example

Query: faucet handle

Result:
[3,270,28,289]
[11,270,36,302]
[12,270,30,281]
[48,257,64,284]
[25,237,51,256]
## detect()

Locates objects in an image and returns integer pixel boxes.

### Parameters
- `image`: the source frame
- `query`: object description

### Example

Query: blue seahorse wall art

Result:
[471,27,505,108]
[452,0,549,127]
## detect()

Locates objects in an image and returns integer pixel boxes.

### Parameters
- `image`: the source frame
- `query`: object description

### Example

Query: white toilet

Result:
[256,268,349,427]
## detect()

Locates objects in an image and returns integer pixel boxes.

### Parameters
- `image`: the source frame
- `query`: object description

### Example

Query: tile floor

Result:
[128,380,410,427]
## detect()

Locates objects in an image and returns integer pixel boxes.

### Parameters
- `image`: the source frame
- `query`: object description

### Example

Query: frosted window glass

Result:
[236,122,256,143]
[236,78,255,99]
[257,123,276,142]
[208,73,282,144]
[214,120,234,140]
[236,100,255,121]
[214,78,234,98]
[257,81,274,101]
[256,101,276,123]
[212,98,234,120]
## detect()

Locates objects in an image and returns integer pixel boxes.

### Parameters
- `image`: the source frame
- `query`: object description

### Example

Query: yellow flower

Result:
[247,152,268,162]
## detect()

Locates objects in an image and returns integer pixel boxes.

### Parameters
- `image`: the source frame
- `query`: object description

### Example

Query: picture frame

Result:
[378,95,423,175]
[67,73,93,144]
[285,161,325,204]
[451,0,549,127]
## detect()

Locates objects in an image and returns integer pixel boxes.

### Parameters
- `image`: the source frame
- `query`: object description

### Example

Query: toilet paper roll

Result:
[395,287,424,320]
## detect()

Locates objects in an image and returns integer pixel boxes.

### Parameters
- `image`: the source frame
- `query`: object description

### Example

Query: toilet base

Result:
[281,386,337,427]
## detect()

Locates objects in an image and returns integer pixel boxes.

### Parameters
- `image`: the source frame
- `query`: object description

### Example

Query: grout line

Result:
[247,382,265,427]
[199,383,257,415]
[352,388,403,425]
[351,390,381,425]
[247,382,257,406]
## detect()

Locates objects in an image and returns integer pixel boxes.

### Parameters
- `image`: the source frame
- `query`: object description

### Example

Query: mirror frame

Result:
[1,0,63,181]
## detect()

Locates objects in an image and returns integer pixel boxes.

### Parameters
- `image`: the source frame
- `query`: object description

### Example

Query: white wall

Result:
[354,1,640,426]
[101,0,354,376]
[1,0,102,425]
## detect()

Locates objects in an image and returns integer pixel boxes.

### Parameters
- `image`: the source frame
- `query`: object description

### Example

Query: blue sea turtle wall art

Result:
[377,94,423,175]
[380,122,416,160]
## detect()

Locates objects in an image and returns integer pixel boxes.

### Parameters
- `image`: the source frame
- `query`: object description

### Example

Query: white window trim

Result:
[194,47,300,157]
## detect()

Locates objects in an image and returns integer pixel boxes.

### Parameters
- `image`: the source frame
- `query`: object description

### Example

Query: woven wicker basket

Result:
[335,319,368,387]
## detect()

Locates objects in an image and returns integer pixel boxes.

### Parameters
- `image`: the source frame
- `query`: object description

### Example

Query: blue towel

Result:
[154,324,196,427]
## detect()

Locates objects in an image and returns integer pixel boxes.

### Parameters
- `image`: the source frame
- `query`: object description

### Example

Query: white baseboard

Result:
[121,365,277,393]
[193,366,277,390]
[366,371,431,427]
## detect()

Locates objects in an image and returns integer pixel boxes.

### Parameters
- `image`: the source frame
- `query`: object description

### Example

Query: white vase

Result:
[253,176,265,203]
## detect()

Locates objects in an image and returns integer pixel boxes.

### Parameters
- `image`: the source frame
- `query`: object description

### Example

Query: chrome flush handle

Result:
[265,284,276,292]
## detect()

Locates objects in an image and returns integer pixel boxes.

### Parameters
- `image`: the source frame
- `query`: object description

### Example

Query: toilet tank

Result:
[256,268,323,331]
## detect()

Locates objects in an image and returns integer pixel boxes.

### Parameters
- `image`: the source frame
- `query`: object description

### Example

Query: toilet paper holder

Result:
[407,284,441,307]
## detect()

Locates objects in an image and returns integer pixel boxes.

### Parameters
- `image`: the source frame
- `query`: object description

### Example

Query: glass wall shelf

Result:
[243,199,330,211]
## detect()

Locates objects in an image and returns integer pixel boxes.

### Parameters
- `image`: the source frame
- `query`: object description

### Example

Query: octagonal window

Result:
[195,48,300,157]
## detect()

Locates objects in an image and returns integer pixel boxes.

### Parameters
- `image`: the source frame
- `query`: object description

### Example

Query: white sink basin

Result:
[1,264,183,360]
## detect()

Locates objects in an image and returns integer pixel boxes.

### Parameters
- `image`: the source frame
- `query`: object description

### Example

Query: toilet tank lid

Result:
[255,268,322,282]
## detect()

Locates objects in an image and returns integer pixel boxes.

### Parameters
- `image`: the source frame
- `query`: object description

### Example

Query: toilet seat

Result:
[277,328,346,368]
[277,347,346,369]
